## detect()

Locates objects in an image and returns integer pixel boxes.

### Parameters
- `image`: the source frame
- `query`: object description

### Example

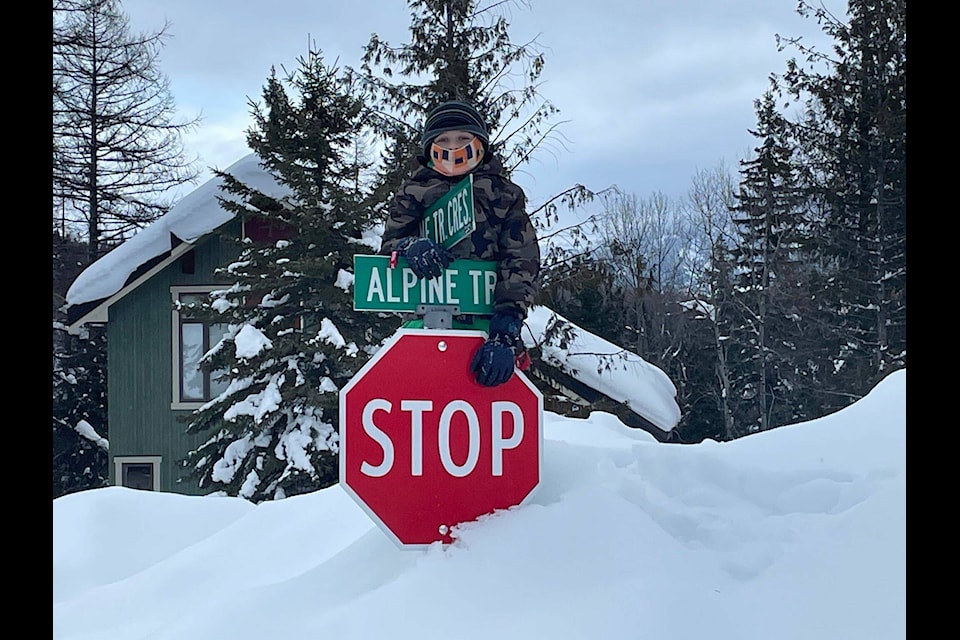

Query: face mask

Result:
[430,137,485,176]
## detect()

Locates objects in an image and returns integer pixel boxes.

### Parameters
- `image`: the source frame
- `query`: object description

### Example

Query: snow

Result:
[52,368,906,640]
[233,324,272,360]
[524,305,681,431]
[73,420,109,451]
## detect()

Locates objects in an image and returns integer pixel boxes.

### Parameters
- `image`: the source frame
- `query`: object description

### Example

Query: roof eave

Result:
[66,239,196,334]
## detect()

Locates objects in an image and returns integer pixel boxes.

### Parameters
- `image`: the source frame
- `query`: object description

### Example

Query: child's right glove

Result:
[470,311,524,387]
[396,236,454,280]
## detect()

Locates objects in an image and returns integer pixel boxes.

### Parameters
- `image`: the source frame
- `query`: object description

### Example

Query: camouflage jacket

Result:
[379,154,541,317]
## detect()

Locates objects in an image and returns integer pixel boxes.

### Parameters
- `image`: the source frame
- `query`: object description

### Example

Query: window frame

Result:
[171,286,228,409]
[114,455,161,491]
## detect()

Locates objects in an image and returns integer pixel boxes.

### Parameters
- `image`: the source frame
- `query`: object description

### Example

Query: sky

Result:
[53,367,906,640]
[120,0,845,210]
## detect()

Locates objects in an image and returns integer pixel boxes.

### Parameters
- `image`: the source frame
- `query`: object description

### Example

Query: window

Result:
[172,287,229,409]
[244,214,294,245]
[115,456,161,491]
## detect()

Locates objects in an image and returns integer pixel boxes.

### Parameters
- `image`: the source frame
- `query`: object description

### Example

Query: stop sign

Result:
[339,328,543,548]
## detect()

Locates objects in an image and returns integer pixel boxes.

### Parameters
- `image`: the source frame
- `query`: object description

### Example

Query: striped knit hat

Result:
[421,100,490,158]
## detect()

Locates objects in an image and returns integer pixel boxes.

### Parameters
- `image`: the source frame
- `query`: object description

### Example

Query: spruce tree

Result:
[728,92,815,432]
[352,0,603,267]
[538,257,625,345]
[53,323,109,498]
[54,229,110,497]
[355,0,560,172]
[180,51,396,502]
[774,0,906,411]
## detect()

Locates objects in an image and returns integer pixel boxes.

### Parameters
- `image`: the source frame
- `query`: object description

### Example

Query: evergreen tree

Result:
[662,304,727,444]
[539,257,624,345]
[367,121,421,218]
[180,50,396,502]
[352,0,601,263]
[53,0,200,262]
[774,0,906,412]
[54,232,109,496]
[728,92,814,432]
[53,323,109,498]
[355,0,561,173]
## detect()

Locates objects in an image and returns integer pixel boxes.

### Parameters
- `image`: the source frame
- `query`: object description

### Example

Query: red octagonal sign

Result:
[339,328,543,548]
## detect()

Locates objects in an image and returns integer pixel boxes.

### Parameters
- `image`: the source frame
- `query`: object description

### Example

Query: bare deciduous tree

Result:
[677,164,741,440]
[53,0,201,262]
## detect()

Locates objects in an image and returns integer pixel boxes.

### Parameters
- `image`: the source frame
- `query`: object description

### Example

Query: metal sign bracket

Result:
[416,304,461,330]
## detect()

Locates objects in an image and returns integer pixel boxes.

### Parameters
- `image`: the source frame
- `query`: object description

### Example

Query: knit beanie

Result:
[421,100,490,158]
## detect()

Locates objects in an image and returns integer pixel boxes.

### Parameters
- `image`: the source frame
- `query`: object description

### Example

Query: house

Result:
[65,154,681,495]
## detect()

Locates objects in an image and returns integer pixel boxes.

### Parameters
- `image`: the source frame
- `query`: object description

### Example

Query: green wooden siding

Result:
[107,223,240,494]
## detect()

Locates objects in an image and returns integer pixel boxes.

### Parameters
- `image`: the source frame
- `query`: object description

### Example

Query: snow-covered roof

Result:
[65,154,291,308]
[524,306,681,432]
[64,153,681,432]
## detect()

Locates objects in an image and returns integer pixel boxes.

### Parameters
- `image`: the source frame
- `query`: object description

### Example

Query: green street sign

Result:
[421,174,475,249]
[353,254,497,314]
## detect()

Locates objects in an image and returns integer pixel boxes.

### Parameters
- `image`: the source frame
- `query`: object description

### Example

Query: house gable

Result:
[104,220,241,494]
[66,234,193,331]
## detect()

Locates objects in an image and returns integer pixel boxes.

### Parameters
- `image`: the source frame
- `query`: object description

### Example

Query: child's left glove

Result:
[470,311,523,387]
[396,236,454,280]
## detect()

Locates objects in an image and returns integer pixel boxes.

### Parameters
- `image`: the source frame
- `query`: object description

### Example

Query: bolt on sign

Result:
[339,329,543,548]
[421,174,475,250]
[353,256,497,314]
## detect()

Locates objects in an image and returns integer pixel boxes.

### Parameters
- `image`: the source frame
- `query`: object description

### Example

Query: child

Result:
[379,100,540,387]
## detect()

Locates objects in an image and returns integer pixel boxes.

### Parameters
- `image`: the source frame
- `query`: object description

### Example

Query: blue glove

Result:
[397,236,454,280]
[470,311,524,387]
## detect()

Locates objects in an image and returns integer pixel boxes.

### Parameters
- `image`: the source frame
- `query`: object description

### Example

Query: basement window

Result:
[115,456,161,491]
